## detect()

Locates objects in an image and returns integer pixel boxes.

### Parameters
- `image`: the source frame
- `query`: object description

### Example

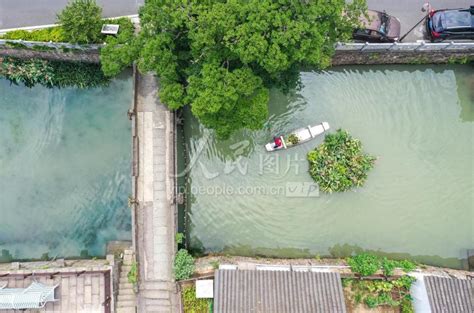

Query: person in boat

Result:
[274,136,282,148]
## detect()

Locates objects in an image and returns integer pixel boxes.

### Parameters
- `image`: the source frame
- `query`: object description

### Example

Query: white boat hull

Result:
[265,122,330,152]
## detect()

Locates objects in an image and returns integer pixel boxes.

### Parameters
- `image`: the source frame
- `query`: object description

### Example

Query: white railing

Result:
[0,39,102,51]
[336,41,474,52]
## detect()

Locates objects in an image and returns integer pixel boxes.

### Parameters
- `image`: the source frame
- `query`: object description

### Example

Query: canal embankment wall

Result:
[192,255,473,280]
[1,39,474,65]
[0,39,100,63]
[332,41,474,65]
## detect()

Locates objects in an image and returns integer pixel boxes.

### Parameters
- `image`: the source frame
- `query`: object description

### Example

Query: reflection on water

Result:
[182,64,474,269]
[0,75,132,260]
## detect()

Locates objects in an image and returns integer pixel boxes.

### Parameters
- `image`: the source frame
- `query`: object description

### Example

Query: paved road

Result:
[0,0,144,29]
[366,0,473,42]
[0,0,472,41]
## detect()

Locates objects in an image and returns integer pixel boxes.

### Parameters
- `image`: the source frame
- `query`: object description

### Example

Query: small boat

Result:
[265,122,330,152]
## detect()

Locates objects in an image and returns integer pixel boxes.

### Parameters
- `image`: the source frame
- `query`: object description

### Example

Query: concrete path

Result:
[135,72,178,313]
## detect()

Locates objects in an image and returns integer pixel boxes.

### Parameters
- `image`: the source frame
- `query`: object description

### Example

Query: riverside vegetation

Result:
[100,0,367,138]
[0,0,133,88]
[0,57,109,88]
[345,253,417,312]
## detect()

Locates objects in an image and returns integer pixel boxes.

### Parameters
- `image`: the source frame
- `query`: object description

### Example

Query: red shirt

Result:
[274,137,282,146]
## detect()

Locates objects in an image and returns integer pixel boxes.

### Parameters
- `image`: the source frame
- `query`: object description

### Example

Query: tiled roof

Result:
[425,276,474,313]
[214,269,347,313]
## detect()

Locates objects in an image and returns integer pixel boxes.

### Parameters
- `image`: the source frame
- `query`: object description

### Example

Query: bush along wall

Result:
[0,57,109,88]
[0,18,134,45]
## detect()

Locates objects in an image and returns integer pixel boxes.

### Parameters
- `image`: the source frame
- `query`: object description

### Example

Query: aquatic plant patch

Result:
[0,57,109,88]
[307,129,376,193]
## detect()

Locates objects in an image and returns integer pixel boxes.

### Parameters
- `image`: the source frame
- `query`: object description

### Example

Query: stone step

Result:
[145,298,170,307]
[117,300,137,308]
[124,249,134,255]
[120,277,132,284]
[143,281,173,290]
[120,282,134,290]
[116,307,136,313]
[118,287,136,295]
[121,265,133,272]
[145,308,172,313]
[118,294,137,302]
[142,289,169,299]
[123,254,134,264]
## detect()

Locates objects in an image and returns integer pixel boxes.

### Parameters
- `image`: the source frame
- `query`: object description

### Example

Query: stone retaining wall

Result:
[0,47,100,63]
[2,46,473,66]
[332,49,474,65]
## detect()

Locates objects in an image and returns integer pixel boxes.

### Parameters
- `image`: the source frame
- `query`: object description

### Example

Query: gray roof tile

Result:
[214,269,346,313]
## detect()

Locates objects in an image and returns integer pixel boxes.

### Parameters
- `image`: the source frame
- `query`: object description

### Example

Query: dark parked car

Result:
[426,7,474,42]
[353,10,401,42]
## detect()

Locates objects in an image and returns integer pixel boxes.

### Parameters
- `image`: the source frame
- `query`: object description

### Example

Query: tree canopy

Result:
[101,0,366,138]
[57,0,103,44]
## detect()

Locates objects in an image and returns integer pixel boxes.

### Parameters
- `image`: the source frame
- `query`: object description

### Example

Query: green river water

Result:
[182,64,474,269]
[0,75,132,261]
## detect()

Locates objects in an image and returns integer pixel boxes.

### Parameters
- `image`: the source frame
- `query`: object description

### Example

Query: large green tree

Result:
[57,0,103,44]
[101,0,366,138]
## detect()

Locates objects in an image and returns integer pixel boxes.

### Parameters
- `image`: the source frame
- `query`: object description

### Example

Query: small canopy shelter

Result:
[0,281,58,310]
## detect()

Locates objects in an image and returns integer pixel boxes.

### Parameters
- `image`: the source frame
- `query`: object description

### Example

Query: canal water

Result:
[0,75,132,261]
[182,64,473,269]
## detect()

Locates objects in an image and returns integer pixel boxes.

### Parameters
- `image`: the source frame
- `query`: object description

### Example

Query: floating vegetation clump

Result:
[307,129,375,193]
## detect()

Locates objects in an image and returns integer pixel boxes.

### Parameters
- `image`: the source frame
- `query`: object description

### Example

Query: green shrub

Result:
[100,17,137,76]
[210,260,219,270]
[347,253,380,276]
[393,275,416,290]
[381,257,397,276]
[1,17,133,45]
[173,249,195,280]
[398,260,416,272]
[0,57,109,88]
[57,0,102,43]
[364,295,378,308]
[1,27,66,42]
[175,232,185,245]
[401,297,415,313]
[287,134,299,145]
[347,276,414,311]
[127,261,138,284]
[182,286,212,313]
[307,129,376,193]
